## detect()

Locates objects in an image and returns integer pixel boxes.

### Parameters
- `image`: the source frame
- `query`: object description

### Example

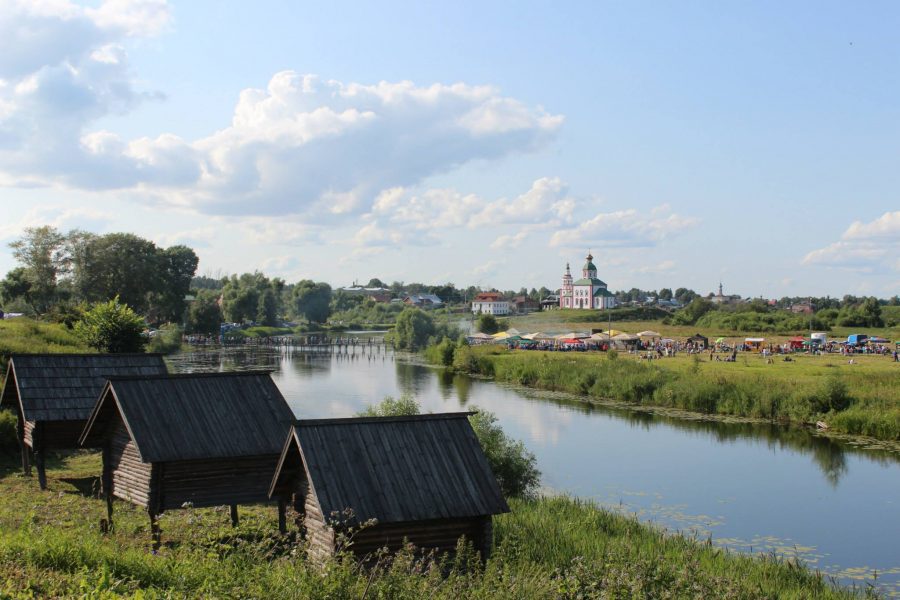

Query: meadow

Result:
[0,452,876,599]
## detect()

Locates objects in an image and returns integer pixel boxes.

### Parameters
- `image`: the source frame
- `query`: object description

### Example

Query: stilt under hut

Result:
[269,413,509,563]
[0,354,168,489]
[79,371,294,548]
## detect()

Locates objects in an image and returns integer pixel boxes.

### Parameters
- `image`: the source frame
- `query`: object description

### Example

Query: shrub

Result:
[74,297,146,353]
[146,324,184,355]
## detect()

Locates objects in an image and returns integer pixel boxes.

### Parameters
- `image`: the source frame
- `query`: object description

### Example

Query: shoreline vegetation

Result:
[0,453,878,599]
[425,342,900,443]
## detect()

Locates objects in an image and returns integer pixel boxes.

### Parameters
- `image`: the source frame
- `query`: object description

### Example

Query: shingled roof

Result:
[80,372,294,462]
[1,354,168,422]
[270,413,509,524]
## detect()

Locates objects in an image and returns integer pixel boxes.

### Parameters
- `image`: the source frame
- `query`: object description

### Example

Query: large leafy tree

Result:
[7,226,68,313]
[74,297,146,353]
[71,233,161,313]
[148,245,199,325]
[393,307,435,350]
[291,280,332,323]
[187,290,224,334]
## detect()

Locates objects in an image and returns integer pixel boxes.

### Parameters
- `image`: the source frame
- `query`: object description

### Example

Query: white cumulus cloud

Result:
[549,205,699,249]
[802,211,900,272]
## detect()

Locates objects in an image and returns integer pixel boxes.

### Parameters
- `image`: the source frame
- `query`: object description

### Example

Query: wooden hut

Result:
[269,413,509,562]
[79,372,294,545]
[0,353,168,489]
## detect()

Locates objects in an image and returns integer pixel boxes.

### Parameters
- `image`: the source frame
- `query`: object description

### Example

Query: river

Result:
[166,344,900,596]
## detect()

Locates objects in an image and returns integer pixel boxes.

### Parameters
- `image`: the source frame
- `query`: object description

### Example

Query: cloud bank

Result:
[803,211,900,272]
[0,1,563,220]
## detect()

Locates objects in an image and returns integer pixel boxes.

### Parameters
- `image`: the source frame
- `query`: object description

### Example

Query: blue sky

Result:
[0,0,897,297]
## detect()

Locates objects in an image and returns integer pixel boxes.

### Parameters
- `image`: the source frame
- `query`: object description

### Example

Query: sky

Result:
[0,0,897,298]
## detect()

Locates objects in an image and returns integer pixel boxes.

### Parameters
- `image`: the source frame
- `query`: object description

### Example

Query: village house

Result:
[0,353,168,489]
[79,372,294,547]
[403,293,443,308]
[269,413,509,562]
[340,284,393,303]
[558,252,616,310]
[511,295,540,314]
[471,292,510,315]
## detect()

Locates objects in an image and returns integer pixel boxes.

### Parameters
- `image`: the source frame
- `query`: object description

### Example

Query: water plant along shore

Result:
[427,342,900,442]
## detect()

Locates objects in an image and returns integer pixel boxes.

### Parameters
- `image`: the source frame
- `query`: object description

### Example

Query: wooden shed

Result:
[0,353,168,489]
[79,372,294,545]
[269,413,509,562]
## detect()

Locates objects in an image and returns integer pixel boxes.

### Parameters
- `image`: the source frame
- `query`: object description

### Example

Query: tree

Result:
[476,313,500,334]
[187,290,223,334]
[0,268,35,313]
[674,287,698,304]
[658,288,673,301]
[8,226,68,313]
[366,278,385,288]
[74,297,146,353]
[148,245,199,325]
[393,307,435,350]
[71,233,160,313]
[671,297,714,325]
[292,280,332,323]
[257,288,279,326]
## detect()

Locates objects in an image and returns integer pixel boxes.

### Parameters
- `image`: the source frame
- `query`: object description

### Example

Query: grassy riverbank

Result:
[0,318,91,372]
[440,345,900,441]
[0,452,874,599]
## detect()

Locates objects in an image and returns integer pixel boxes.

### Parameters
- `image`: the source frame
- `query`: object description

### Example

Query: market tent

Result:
[687,333,709,349]
[589,332,611,341]
[468,332,493,340]
[660,338,674,344]
[556,332,590,339]
[787,336,805,350]
[714,337,726,343]
[868,337,890,344]
[600,329,624,337]
[492,332,510,340]
[506,328,521,336]
[612,333,639,341]
[636,330,662,339]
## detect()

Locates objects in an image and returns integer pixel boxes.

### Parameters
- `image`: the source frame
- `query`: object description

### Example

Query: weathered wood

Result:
[278,499,287,534]
[230,505,239,527]
[149,510,161,551]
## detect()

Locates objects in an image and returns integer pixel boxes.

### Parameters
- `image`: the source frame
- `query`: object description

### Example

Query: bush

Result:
[74,297,146,353]
[476,314,500,334]
[146,324,184,355]
[392,308,435,350]
[357,395,421,417]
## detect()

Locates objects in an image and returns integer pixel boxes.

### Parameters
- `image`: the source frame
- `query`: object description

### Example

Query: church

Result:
[559,252,616,310]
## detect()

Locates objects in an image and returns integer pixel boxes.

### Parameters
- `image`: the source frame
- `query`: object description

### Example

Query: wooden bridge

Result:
[183,334,393,355]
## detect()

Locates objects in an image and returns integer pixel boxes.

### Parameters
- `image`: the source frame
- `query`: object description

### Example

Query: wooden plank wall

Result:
[159,455,280,511]
[109,420,152,507]
[23,420,34,448]
[344,516,488,558]
[41,420,90,449]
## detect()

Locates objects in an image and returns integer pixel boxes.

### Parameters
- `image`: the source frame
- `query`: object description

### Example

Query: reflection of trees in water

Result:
[394,361,428,398]
[435,370,472,406]
[167,348,282,373]
[289,352,333,378]
[511,388,894,487]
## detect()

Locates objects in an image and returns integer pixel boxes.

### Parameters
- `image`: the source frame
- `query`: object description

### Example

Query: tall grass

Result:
[0,453,874,598]
[0,318,91,373]
[443,348,900,441]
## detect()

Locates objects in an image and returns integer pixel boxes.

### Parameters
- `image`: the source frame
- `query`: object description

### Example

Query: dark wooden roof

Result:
[1,354,168,422]
[80,372,294,463]
[271,413,509,524]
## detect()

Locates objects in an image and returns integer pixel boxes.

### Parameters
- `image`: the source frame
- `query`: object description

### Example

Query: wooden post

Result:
[230,504,239,527]
[149,511,161,551]
[18,418,30,477]
[102,444,114,528]
[34,427,47,490]
[278,498,287,534]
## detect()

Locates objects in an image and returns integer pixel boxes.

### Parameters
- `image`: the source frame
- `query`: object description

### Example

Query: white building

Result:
[471,292,510,315]
[558,252,616,310]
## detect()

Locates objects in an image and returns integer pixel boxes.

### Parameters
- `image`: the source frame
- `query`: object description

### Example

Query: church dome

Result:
[582,252,596,273]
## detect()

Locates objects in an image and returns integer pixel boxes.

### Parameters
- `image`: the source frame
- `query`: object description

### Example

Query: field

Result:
[506,310,900,345]
[0,452,875,599]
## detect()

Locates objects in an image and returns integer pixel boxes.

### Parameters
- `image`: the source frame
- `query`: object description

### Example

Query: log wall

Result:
[23,420,34,448]
[109,420,152,507]
[158,454,280,511]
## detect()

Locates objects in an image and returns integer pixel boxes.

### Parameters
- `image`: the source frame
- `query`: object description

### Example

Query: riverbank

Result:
[436,345,900,441]
[0,452,873,599]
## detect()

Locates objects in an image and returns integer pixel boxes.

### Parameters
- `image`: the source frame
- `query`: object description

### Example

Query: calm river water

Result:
[167,345,900,596]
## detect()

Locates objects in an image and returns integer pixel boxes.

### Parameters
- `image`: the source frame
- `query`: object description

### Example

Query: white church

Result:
[559,252,617,310]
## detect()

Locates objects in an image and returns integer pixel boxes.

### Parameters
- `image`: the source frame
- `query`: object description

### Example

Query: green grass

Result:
[0,452,874,599]
[445,346,900,441]
[0,318,92,373]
